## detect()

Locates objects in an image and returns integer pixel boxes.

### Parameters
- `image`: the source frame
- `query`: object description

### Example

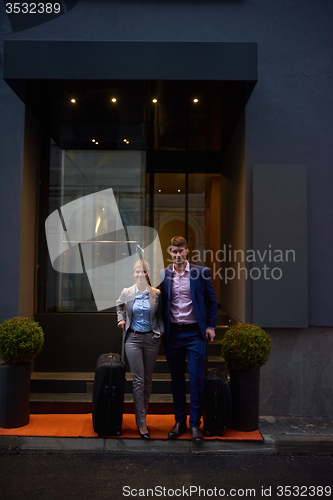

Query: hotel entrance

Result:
[32,77,248,370]
[3,41,257,370]
[38,78,246,316]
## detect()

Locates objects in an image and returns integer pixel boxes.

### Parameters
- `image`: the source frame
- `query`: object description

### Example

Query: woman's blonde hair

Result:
[133,259,150,274]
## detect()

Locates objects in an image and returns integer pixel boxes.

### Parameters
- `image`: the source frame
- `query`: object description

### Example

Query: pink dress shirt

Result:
[170,261,197,324]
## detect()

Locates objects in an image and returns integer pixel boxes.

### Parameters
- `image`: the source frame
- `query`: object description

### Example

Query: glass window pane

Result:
[46,141,146,312]
[188,173,221,302]
[153,173,186,266]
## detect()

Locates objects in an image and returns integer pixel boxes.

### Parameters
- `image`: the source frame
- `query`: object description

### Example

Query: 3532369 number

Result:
[6,3,61,14]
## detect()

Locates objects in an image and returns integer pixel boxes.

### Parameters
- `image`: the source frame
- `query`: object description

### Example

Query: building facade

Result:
[0,0,332,417]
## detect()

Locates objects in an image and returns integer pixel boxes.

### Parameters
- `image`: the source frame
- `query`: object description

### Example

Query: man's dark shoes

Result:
[190,426,203,443]
[168,422,187,439]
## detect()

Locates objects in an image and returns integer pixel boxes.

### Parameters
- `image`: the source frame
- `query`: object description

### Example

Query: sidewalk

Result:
[1,416,333,455]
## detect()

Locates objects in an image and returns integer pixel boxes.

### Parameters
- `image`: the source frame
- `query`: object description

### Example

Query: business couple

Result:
[116,236,218,442]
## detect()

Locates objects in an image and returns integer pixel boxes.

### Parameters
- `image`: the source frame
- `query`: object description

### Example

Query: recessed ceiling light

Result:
[193,98,199,103]
[92,139,96,142]
[111,98,117,103]
[70,98,76,103]
[178,189,181,193]
[95,141,99,145]
[158,189,162,193]
[152,98,158,103]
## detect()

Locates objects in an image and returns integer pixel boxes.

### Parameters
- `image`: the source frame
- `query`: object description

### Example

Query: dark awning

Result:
[3,40,257,81]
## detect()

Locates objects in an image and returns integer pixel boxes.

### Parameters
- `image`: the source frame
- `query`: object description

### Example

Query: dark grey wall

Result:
[260,327,333,417]
[243,3,333,326]
[0,39,25,321]
[253,164,308,328]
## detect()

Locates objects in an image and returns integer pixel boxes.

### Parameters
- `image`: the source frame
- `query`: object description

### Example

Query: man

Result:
[160,236,218,443]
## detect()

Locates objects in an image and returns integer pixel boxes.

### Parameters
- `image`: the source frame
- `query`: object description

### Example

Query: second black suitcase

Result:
[203,368,232,437]
[92,352,126,436]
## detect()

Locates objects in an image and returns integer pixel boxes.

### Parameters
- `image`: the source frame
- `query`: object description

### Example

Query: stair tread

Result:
[30,393,189,403]
[156,355,224,361]
[31,373,198,383]
[31,372,95,381]
[125,372,186,381]
[31,393,93,402]
[31,355,225,380]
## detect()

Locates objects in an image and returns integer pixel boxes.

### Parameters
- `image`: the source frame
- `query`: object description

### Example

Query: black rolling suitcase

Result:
[203,368,232,436]
[92,352,126,436]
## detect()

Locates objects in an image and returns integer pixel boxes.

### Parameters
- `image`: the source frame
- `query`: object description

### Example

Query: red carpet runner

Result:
[0,414,263,440]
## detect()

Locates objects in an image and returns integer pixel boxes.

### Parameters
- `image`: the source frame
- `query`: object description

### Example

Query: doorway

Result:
[35,78,248,313]
[3,40,257,370]
[151,170,221,303]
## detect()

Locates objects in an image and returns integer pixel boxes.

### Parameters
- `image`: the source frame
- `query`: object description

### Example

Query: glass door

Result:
[152,171,221,302]
[153,172,186,267]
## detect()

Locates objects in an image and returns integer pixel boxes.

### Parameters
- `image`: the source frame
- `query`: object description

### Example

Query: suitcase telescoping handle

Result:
[121,329,125,361]
[205,339,219,376]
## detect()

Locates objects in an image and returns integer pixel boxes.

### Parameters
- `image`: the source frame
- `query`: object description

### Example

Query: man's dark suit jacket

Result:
[160,264,218,340]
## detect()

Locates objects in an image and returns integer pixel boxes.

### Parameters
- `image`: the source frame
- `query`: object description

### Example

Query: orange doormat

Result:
[0,414,263,441]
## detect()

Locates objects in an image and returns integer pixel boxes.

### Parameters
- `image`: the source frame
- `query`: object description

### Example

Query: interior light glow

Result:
[178,189,181,193]
[111,98,117,103]
[92,139,96,142]
[158,189,162,193]
[95,217,101,234]
[152,98,158,103]
[123,139,127,143]
[95,141,99,145]
[70,98,76,103]
[193,98,199,103]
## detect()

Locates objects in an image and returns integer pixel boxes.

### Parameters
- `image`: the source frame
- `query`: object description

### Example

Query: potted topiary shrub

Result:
[0,317,44,428]
[221,323,272,432]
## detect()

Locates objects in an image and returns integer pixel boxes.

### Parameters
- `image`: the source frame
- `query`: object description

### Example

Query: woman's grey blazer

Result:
[116,284,164,340]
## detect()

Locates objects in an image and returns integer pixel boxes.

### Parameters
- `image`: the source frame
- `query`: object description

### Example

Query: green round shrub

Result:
[221,323,272,372]
[0,317,44,365]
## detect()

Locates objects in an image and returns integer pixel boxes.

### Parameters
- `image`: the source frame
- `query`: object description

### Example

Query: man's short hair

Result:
[169,236,188,248]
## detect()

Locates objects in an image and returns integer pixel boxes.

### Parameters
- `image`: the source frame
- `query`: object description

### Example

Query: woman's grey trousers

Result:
[125,331,160,427]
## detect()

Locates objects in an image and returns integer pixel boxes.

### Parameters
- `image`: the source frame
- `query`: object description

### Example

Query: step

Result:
[30,352,227,391]
[29,393,190,415]
[31,372,190,395]
[155,355,226,373]
[29,310,235,414]
[31,369,231,395]
[31,372,94,394]
[30,393,191,404]
[30,364,228,414]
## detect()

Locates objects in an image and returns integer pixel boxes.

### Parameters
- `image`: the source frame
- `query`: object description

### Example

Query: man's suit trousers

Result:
[164,323,206,428]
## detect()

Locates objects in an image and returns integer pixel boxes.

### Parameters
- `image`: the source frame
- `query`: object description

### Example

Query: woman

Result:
[116,260,163,439]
